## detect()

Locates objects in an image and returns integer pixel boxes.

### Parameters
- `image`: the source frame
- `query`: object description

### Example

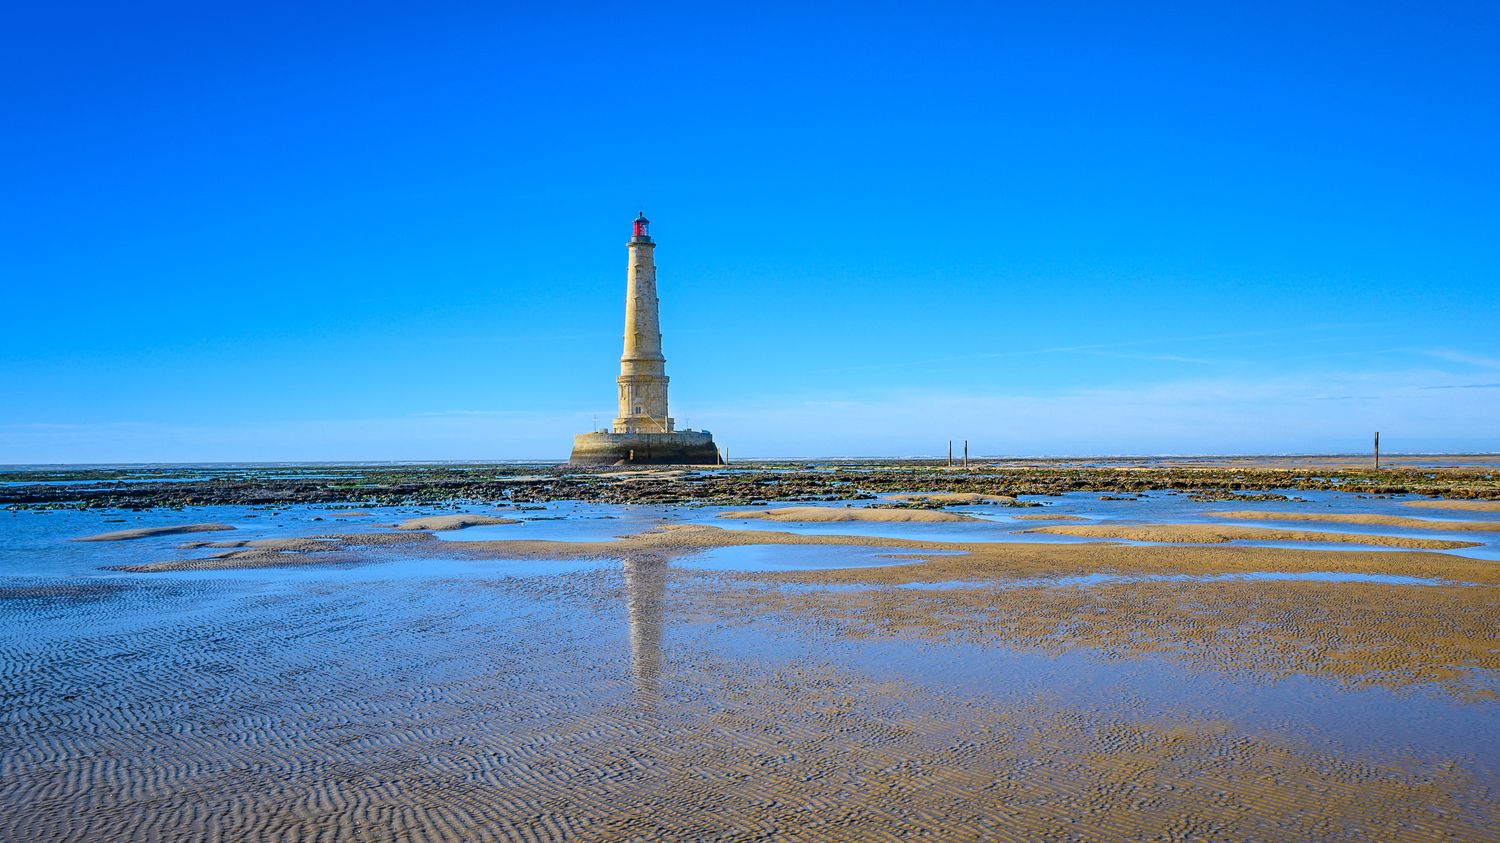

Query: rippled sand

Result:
[4,566,1495,841]
[7,504,1499,841]
[1026,522,1480,549]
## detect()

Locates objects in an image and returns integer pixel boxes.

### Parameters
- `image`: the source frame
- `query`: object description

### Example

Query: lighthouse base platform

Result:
[569,430,720,466]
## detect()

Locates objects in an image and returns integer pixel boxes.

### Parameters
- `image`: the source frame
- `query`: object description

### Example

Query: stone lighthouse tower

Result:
[570,213,719,465]
[614,213,671,434]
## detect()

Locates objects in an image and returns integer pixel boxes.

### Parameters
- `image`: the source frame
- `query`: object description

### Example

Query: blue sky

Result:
[2,1,1497,462]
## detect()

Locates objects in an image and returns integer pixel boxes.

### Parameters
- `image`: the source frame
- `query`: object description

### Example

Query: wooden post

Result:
[947,440,952,467]
[963,440,969,468]
[1374,432,1380,470]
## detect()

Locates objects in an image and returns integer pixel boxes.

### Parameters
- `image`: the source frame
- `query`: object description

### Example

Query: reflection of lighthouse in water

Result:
[622,555,666,700]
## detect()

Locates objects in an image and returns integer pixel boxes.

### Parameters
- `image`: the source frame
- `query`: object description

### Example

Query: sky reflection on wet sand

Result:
[2,495,1497,839]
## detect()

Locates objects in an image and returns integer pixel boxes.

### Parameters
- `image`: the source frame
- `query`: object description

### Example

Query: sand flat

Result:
[6,567,1492,842]
[743,562,1500,698]
[12,475,1500,842]
[72,523,235,542]
[1208,510,1500,531]
[180,537,345,553]
[109,522,1500,700]
[1012,513,1089,521]
[1026,522,1480,549]
[720,506,980,523]
[393,514,521,531]
[1402,499,1500,512]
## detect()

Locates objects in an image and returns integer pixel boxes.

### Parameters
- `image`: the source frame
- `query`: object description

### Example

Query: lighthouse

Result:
[570,214,719,465]
[614,213,671,434]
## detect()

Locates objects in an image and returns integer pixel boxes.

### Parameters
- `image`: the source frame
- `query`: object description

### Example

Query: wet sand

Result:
[105,531,431,571]
[72,523,235,542]
[1025,522,1482,549]
[392,514,520,531]
[1011,513,1089,521]
[120,522,1500,583]
[1403,499,1500,512]
[112,526,944,572]
[7,496,1499,841]
[110,521,1500,695]
[720,506,980,523]
[733,562,1499,698]
[1208,510,1500,531]
[6,568,1491,841]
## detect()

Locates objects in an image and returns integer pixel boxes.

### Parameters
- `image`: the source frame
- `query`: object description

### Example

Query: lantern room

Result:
[631,212,651,242]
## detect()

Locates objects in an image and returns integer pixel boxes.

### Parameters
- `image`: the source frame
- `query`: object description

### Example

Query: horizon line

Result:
[2,451,1497,470]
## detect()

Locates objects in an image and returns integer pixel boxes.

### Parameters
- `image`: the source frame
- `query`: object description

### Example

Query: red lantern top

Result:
[632,212,650,239]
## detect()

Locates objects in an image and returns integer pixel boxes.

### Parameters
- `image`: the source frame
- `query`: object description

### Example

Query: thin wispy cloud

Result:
[1073,350,1218,365]
[810,327,1328,375]
[1423,349,1500,369]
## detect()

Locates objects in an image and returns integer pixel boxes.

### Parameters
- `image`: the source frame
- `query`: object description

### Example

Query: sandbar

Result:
[179,537,345,552]
[392,514,521,531]
[1208,510,1500,531]
[1011,513,1089,521]
[720,506,980,523]
[114,531,430,571]
[1402,499,1500,512]
[1026,522,1480,549]
[72,523,235,542]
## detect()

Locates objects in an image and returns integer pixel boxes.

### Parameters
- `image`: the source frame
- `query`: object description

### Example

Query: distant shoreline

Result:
[3,452,1498,472]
